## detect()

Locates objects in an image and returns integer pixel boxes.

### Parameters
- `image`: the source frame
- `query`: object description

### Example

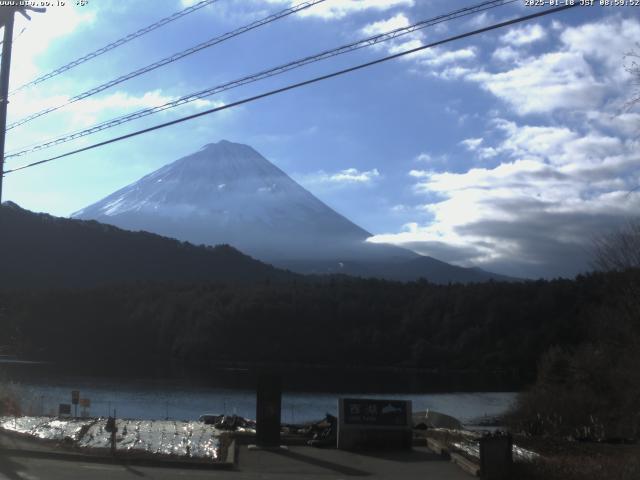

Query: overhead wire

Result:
[5,0,517,159]
[9,0,219,95]
[6,0,326,131]
[3,4,580,175]
[0,25,27,47]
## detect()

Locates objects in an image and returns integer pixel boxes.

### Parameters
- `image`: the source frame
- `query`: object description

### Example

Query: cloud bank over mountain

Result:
[368,15,640,279]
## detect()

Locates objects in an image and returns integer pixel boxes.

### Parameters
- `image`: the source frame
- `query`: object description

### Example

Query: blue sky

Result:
[3,0,639,278]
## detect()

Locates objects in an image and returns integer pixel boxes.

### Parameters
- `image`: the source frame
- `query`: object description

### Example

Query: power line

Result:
[5,0,516,159]
[4,4,579,176]
[9,0,219,96]
[6,0,326,131]
[0,25,27,47]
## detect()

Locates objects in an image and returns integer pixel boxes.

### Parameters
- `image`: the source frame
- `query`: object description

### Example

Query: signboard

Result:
[79,398,91,408]
[337,398,412,450]
[342,398,409,427]
[58,403,71,416]
[71,390,80,405]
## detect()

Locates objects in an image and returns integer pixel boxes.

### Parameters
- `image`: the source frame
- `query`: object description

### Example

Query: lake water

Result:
[4,376,517,425]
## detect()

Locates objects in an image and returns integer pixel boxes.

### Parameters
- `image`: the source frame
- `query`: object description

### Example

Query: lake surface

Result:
[4,376,516,425]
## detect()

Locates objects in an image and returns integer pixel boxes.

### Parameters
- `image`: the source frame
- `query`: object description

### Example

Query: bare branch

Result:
[592,220,640,272]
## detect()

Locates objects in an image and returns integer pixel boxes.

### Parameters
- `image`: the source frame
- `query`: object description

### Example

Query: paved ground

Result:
[0,445,473,480]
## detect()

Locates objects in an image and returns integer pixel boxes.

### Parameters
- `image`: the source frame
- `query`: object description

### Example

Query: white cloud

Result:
[414,153,432,163]
[388,37,425,56]
[359,12,478,74]
[65,92,222,127]
[495,120,577,161]
[361,13,410,36]
[11,90,222,125]
[469,17,640,116]
[185,0,414,22]
[369,115,640,278]
[409,169,431,178]
[391,204,411,213]
[413,152,449,164]
[561,18,640,75]
[10,5,96,89]
[492,46,520,63]
[587,110,640,137]
[329,168,380,183]
[328,168,380,183]
[468,51,605,115]
[296,0,414,20]
[421,48,477,67]
[466,11,493,29]
[500,24,546,46]
[5,90,224,154]
[299,167,381,186]
[375,16,638,117]
[433,65,473,80]
[460,137,499,160]
[374,17,640,277]
[461,138,483,151]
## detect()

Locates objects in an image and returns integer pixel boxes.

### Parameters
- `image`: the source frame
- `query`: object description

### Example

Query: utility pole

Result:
[0,8,15,204]
[0,4,45,203]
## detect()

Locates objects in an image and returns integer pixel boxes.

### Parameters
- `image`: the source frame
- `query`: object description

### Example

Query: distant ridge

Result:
[0,201,295,289]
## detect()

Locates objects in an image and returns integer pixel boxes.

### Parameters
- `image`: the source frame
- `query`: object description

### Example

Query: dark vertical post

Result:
[0,9,15,203]
[255,371,282,447]
[479,432,513,480]
[110,409,117,456]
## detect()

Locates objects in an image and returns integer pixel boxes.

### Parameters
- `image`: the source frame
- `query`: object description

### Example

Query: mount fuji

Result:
[73,140,510,283]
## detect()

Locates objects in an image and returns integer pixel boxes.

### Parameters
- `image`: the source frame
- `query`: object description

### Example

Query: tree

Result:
[624,48,640,112]
[592,220,640,272]
[508,223,640,440]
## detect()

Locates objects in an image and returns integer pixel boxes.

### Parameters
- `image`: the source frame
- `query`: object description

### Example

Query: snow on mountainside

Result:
[73,140,511,283]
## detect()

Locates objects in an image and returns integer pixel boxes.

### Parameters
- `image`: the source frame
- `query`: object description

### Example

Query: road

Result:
[0,445,472,480]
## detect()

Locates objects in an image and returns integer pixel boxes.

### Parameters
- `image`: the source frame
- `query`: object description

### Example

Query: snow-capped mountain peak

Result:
[72,140,382,261]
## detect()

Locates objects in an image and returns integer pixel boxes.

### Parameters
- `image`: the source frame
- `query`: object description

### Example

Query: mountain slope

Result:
[0,201,294,289]
[73,140,396,262]
[73,140,511,283]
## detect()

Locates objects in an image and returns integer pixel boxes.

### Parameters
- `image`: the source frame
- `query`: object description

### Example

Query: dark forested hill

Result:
[0,201,295,289]
[2,269,630,388]
[3,201,634,390]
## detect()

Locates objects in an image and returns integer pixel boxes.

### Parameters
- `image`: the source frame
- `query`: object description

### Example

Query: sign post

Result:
[79,398,91,417]
[105,409,118,456]
[337,398,412,450]
[479,432,513,480]
[255,372,282,448]
[71,390,80,417]
[58,404,71,417]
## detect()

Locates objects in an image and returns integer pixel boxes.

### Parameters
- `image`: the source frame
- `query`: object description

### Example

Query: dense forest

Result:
[2,269,634,389]
[1,202,638,439]
[2,201,638,435]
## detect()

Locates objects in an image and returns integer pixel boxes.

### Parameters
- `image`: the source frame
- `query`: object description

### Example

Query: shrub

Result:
[0,382,22,417]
